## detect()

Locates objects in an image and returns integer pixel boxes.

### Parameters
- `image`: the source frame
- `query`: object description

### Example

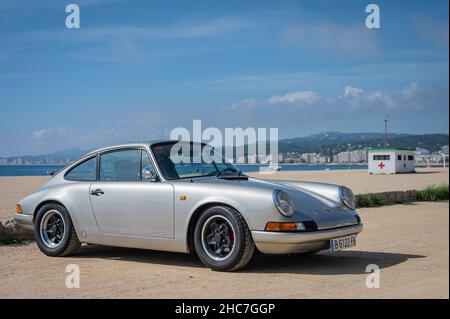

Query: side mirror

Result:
[49,170,59,177]
[142,168,158,182]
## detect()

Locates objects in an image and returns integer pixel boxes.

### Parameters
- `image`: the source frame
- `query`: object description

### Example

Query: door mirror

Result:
[142,168,158,182]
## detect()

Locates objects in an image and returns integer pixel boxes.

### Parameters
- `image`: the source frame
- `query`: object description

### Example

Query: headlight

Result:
[273,189,294,217]
[339,186,356,210]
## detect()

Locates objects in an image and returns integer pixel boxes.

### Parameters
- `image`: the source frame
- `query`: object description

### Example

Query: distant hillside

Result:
[1,148,89,164]
[1,132,448,163]
[278,132,407,153]
[279,132,448,155]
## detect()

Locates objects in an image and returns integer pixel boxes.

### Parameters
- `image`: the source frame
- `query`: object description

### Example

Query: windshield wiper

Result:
[203,166,244,178]
[216,167,244,177]
[204,170,220,177]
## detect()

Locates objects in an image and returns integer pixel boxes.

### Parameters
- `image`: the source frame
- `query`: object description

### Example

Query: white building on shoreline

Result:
[367,148,416,174]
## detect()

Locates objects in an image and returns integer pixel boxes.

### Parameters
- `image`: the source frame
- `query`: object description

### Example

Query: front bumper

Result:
[252,223,363,254]
[14,213,34,231]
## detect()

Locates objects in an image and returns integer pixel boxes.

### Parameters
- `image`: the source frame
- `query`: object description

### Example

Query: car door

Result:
[89,148,174,238]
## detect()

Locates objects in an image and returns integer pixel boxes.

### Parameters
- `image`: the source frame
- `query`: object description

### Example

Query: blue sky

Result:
[0,0,448,156]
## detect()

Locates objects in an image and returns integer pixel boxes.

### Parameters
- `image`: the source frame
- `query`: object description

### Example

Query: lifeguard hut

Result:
[368,148,416,174]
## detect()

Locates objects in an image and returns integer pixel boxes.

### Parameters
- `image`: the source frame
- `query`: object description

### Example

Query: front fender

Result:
[187,196,253,230]
[271,180,344,205]
[172,182,284,244]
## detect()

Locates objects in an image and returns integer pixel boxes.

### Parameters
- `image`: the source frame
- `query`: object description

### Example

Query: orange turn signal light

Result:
[16,204,23,214]
[265,222,305,232]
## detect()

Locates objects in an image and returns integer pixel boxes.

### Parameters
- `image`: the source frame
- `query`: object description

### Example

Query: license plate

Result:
[330,235,356,252]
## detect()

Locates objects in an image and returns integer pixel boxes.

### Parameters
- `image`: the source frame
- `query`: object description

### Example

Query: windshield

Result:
[151,142,241,180]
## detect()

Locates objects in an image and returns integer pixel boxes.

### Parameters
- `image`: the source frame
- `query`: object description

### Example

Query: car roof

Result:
[85,140,208,157]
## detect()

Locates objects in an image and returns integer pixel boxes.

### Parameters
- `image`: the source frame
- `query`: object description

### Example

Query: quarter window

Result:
[65,157,97,181]
[100,150,141,181]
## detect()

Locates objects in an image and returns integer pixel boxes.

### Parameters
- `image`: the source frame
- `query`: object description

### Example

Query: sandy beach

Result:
[0,167,448,298]
[0,201,448,298]
[0,176,49,222]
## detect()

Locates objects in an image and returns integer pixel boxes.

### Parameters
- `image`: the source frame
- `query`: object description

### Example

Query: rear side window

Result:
[65,157,97,181]
[100,149,141,181]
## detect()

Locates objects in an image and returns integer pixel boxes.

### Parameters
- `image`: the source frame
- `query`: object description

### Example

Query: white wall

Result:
[369,151,396,174]
[394,151,416,173]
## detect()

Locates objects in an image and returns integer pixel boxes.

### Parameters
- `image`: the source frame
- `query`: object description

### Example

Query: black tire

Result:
[34,203,81,257]
[194,205,255,271]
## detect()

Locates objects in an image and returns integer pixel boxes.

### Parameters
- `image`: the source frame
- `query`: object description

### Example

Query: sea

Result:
[0,164,368,177]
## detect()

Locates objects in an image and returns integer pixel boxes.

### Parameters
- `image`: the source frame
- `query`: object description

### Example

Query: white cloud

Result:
[7,17,253,46]
[344,86,365,98]
[367,91,396,108]
[281,22,379,55]
[402,82,418,99]
[227,98,259,110]
[268,90,319,104]
[32,130,47,140]
[31,127,72,141]
[227,83,429,113]
[1,16,254,65]
[29,126,122,152]
[413,16,449,48]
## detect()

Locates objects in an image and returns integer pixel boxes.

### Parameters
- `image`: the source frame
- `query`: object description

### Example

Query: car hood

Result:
[183,176,359,230]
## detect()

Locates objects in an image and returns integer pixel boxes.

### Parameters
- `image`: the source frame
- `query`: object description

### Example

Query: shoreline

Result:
[0,163,370,177]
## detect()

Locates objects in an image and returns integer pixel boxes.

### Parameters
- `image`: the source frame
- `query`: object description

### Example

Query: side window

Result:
[65,157,97,181]
[100,150,141,181]
[397,155,402,160]
[408,155,414,161]
[142,151,158,181]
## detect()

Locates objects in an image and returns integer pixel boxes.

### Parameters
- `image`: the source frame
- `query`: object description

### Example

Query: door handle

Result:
[91,188,104,196]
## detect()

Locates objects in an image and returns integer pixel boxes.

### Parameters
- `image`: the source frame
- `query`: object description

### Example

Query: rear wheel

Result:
[194,205,255,271]
[34,204,81,257]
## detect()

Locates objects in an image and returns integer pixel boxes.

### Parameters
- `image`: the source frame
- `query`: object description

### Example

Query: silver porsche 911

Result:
[14,141,362,271]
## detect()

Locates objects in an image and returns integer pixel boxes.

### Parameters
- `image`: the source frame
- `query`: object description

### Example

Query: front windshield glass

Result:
[151,142,241,180]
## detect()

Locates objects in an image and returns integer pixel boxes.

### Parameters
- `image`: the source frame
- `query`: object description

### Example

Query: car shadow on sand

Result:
[245,250,425,274]
[73,245,425,275]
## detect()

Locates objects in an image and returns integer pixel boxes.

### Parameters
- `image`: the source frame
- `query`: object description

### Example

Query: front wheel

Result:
[34,203,81,257]
[194,206,255,271]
